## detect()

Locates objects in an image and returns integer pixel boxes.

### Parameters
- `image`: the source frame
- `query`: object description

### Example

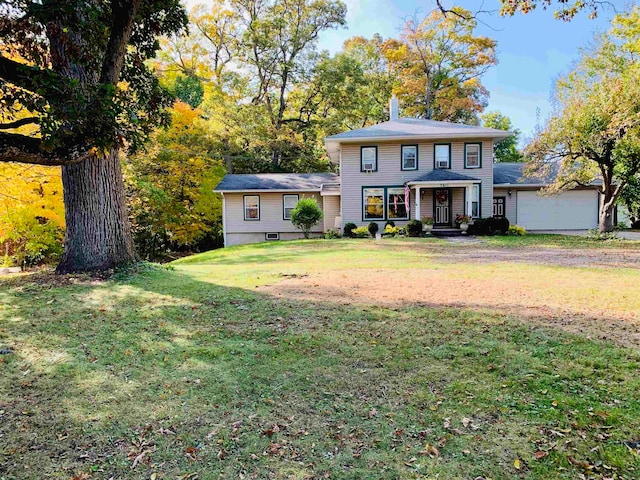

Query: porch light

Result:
[508,189,513,197]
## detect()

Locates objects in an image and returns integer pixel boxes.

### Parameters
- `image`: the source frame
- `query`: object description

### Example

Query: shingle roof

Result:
[214,173,339,191]
[493,162,555,185]
[325,118,511,142]
[411,170,480,183]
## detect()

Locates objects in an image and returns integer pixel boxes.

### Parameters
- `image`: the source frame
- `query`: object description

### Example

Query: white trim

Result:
[216,188,322,193]
[407,180,480,187]
[415,186,421,221]
[326,132,511,145]
[222,193,227,247]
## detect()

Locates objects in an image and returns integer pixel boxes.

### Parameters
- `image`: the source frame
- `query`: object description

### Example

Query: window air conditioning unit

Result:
[436,160,449,168]
[363,162,375,172]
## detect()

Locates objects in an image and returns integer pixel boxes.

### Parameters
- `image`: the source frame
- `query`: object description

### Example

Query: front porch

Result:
[406,170,479,227]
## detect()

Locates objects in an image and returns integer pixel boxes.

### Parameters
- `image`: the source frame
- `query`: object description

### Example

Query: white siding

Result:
[224,192,324,239]
[339,140,494,226]
[323,195,341,232]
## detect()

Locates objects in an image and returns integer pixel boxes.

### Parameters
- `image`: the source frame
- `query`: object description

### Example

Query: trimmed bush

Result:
[352,226,370,238]
[468,217,510,236]
[324,229,341,239]
[507,225,526,236]
[368,222,379,236]
[406,219,423,237]
[385,220,395,228]
[290,198,323,239]
[343,222,357,238]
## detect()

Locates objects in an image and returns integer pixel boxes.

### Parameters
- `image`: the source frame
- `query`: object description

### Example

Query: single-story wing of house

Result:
[214,100,608,246]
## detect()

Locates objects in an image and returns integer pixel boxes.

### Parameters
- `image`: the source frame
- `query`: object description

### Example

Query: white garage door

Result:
[517,190,599,230]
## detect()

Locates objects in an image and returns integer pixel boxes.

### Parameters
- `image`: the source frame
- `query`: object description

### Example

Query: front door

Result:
[493,197,506,218]
[434,189,451,226]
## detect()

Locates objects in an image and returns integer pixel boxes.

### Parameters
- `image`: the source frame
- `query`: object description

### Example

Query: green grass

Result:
[1,238,640,479]
[484,233,640,249]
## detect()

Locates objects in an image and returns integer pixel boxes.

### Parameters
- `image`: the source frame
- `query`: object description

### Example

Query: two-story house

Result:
[214,97,602,246]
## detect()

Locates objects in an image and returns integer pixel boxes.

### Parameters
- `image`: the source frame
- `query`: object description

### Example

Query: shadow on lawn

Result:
[1,268,640,479]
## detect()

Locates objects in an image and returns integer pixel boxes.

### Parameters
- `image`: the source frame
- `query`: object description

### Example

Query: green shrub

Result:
[290,198,323,239]
[324,229,341,239]
[383,224,400,236]
[368,222,379,236]
[468,217,510,236]
[585,229,620,241]
[406,219,423,237]
[0,215,64,268]
[352,226,370,238]
[507,225,526,236]
[343,222,357,238]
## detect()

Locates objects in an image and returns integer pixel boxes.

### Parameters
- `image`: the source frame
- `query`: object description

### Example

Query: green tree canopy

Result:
[0,0,187,272]
[481,111,524,162]
[526,8,640,232]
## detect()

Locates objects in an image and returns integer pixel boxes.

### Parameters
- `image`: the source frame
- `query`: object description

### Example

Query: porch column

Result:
[415,186,421,220]
[465,184,473,217]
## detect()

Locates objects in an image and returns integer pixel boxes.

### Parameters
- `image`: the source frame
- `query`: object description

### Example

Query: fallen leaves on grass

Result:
[419,443,440,457]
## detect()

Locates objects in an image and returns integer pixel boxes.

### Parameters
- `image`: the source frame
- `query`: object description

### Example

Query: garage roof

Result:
[214,173,339,192]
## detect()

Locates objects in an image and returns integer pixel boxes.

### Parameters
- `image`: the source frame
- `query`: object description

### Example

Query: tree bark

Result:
[599,189,617,233]
[57,149,137,273]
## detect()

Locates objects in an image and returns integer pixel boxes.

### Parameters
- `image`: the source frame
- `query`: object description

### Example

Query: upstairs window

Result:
[465,143,481,168]
[361,146,378,172]
[244,195,260,220]
[283,194,299,220]
[434,144,450,169]
[401,145,418,170]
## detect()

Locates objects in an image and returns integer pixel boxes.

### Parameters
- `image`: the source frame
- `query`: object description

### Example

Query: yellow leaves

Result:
[419,443,440,457]
[514,457,521,469]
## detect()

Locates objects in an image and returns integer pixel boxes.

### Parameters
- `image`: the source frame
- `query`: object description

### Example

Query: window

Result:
[401,145,418,170]
[387,187,408,219]
[434,144,450,169]
[361,146,377,171]
[363,188,384,220]
[493,197,505,218]
[465,143,481,168]
[244,195,260,220]
[283,194,299,220]
[471,185,480,218]
[265,233,280,241]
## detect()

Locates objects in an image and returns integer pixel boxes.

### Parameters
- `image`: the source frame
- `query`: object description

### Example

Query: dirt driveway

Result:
[259,244,640,349]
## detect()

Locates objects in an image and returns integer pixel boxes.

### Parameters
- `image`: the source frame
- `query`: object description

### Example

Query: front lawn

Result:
[1,239,640,479]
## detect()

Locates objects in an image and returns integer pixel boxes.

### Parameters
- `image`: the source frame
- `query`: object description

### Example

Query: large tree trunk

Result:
[599,189,617,233]
[57,149,137,273]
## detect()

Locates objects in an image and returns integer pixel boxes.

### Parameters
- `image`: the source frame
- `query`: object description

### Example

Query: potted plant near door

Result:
[456,214,472,233]
[421,216,434,233]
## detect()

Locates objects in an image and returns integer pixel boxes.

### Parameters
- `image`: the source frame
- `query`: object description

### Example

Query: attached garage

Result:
[516,190,599,230]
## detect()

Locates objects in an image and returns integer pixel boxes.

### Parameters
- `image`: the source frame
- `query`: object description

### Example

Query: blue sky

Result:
[316,0,618,142]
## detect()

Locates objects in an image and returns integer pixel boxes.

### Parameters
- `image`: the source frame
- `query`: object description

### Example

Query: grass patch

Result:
[1,240,640,479]
[484,233,640,249]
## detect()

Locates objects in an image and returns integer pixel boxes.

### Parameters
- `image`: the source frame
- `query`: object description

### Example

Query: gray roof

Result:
[493,162,555,185]
[214,173,339,192]
[326,118,511,142]
[411,170,479,183]
[493,162,602,187]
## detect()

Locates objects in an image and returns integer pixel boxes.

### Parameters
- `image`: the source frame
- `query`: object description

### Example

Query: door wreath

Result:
[436,190,448,204]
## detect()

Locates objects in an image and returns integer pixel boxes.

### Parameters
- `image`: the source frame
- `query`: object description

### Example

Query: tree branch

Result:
[0,55,57,98]
[0,117,39,130]
[0,132,93,166]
